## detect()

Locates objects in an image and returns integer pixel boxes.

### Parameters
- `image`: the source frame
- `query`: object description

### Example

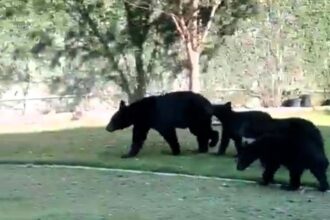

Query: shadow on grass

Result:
[0,124,329,189]
[0,122,330,189]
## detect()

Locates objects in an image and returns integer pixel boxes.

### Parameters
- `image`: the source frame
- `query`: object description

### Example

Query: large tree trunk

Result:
[130,47,147,103]
[189,0,201,92]
[187,43,201,92]
[123,1,151,103]
[170,0,221,93]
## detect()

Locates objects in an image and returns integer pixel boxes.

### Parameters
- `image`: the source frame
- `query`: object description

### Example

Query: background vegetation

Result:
[0,3,329,218]
[0,0,329,112]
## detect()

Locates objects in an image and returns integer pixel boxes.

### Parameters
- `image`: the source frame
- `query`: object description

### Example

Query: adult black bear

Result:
[212,102,272,155]
[106,91,219,158]
[236,118,329,192]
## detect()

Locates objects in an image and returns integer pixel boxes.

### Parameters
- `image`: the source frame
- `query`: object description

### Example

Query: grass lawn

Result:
[0,110,329,188]
[0,165,329,220]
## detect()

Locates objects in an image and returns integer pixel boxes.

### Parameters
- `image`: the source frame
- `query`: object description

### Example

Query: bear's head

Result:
[213,101,232,122]
[236,143,259,171]
[106,100,132,132]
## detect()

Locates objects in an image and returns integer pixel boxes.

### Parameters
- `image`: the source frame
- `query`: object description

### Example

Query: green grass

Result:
[0,110,329,188]
[0,165,329,220]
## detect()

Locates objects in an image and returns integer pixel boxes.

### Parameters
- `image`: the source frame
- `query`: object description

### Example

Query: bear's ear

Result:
[224,101,232,109]
[119,100,126,109]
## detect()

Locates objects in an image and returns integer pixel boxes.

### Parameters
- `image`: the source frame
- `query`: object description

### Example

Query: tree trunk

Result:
[131,47,147,103]
[187,43,201,92]
[189,0,201,92]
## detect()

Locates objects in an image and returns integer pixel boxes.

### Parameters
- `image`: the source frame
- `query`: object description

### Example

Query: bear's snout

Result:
[105,124,115,132]
[236,163,246,171]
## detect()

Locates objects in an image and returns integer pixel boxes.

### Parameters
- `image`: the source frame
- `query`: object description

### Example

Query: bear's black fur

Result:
[106,91,219,158]
[236,118,329,192]
[321,99,330,106]
[281,98,301,107]
[212,102,272,155]
[239,117,322,140]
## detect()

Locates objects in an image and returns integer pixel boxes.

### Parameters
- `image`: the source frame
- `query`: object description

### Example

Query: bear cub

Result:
[236,119,329,192]
[213,102,272,156]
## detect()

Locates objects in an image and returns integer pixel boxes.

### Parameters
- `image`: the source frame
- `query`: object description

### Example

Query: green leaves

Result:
[0,0,328,102]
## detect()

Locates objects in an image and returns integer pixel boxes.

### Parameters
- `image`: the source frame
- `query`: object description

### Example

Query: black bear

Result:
[321,99,330,106]
[212,102,272,155]
[281,98,301,107]
[236,118,329,192]
[106,91,219,158]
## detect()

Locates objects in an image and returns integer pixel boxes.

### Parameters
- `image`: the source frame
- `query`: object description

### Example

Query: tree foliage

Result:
[142,0,258,91]
[0,0,179,102]
[199,0,330,105]
[0,0,329,108]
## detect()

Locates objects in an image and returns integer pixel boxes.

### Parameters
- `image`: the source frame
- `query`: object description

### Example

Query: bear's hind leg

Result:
[281,168,303,191]
[205,116,218,147]
[310,167,329,192]
[188,125,209,153]
[209,129,219,147]
[196,134,209,153]
[158,128,181,156]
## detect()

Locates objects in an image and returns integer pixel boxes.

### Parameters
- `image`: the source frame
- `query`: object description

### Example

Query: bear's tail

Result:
[310,126,325,151]
[297,122,326,157]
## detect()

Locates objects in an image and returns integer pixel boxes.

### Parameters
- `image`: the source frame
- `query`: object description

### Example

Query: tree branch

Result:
[170,13,185,41]
[179,15,192,44]
[72,0,115,59]
[114,54,132,97]
[122,54,131,75]
[73,0,132,96]
[118,68,132,97]
[189,0,199,51]
[201,1,222,44]
[146,44,159,75]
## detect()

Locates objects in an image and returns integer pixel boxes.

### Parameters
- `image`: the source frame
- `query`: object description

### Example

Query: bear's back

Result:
[151,91,213,128]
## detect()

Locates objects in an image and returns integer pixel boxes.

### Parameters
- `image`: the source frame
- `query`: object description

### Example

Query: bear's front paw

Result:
[216,151,225,156]
[258,180,270,186]
[190,149,207,154]
[121,154,135,159]
[318,184,329,192]
[280,184,299,191]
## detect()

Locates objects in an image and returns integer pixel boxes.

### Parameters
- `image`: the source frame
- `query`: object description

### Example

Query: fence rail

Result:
[0,95,89,103]
[0,88,329,103]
